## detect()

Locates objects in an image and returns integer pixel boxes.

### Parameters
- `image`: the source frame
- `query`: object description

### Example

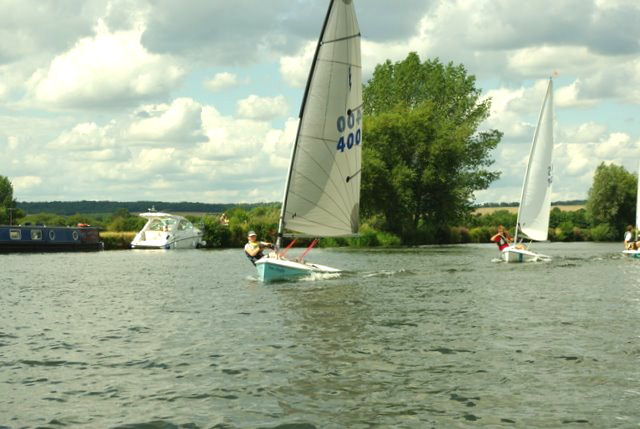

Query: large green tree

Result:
[361,52,501,242]
[586,162,636,234]
[0,175,19,224]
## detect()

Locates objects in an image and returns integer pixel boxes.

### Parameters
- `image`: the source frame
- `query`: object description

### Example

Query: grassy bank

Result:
[100,231,136,250]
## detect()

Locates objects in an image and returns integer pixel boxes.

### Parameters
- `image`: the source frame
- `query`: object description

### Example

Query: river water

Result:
[0,242,638,428]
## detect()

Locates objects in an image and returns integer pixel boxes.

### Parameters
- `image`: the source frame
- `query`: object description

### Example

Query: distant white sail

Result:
[518,78,554,242]
[636,161,640,232]
[279,0,362,237]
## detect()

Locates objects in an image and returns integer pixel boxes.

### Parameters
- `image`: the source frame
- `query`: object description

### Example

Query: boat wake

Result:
[363,269,410,278]
[300,272,342,282]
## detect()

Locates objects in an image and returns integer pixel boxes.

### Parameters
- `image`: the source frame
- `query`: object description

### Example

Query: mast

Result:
[276,0,336,249]
[514,77,553,244]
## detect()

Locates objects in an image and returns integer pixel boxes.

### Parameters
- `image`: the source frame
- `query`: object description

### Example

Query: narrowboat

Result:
[0,224,103,253]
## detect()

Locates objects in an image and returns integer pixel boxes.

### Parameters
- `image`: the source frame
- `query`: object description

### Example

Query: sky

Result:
[1,0,639,204]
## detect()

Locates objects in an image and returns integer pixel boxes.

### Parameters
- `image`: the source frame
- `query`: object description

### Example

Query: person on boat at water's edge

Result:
[624,225,638,250]
[244,230,274,265]
[490,225,513,251]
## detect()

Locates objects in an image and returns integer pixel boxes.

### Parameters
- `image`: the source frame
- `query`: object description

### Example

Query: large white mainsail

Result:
[277,0,362,244]
[515,78,554,243]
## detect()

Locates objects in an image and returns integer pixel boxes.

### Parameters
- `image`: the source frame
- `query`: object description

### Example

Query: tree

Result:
[361,53,501,242]
[0,175,16,208]
[0,175,19,224]
[586,162,636,234]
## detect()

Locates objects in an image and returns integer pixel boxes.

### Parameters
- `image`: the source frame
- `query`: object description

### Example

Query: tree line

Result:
[16,200,271,215]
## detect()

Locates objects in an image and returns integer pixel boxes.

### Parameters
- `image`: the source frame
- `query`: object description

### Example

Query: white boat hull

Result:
[255,257,341,282]
[622,249,640,259]
[130,212,206,249]
[501,246,550,263]
[131,232,205,249]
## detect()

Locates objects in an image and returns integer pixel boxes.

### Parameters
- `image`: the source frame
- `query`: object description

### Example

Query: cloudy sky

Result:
[1,0,639,204]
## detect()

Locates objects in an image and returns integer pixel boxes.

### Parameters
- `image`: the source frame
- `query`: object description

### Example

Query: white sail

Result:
[636,161,640,233]
[279,0,362,238]
[517,78,554,242]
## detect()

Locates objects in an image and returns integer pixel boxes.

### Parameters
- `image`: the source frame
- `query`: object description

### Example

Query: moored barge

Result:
[0,224,103,253]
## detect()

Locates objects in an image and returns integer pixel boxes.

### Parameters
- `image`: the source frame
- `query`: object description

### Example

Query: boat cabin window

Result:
[149,220,164,231]
[178,220,191,231]
[10,229,21,240]
[31,229,43,240]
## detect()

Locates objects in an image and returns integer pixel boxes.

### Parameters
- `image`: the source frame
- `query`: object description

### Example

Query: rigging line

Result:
[346,168,361,183]
[290,167,352,222]
[316,58,363,69]
[321,33,361,45]
[284,207,351,232]
[287,187,352,228]
[295,142,353,216]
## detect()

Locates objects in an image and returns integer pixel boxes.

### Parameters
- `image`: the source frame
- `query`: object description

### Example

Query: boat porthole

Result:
[49,230,56,240]
[72,231,79,241]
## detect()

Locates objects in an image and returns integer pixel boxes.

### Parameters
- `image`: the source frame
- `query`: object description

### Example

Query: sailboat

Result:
[502,77,554,263]
[622,162,640,258]
[255,0,362,282]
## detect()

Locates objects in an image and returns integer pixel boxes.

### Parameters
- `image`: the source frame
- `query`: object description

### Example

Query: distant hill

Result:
[16,200,278,215]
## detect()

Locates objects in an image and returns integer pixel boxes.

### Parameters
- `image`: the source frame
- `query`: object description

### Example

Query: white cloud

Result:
[128,98,205,143]
[27,19,183,108]
[279,41,315,88]
[12,175,43,190]
[48,122,116,150]
[482,80,553,142]
[7,136,19,150]
[563,122,608,143]
[236,94,288,120]
[204,72,240,92]
[555,80,598,108]
[594,132,637,158]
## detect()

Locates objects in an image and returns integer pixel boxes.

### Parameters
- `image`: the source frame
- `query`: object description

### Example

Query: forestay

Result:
[280,0,362,238]
[517,78,554,242]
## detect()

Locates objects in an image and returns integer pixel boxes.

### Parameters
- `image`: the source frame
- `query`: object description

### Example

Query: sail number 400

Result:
[336,109,362,152]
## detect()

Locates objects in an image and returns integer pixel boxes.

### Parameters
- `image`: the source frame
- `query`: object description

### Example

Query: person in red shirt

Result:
[490,225,513,251]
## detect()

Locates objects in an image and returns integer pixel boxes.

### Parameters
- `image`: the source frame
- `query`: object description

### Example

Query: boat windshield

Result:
[148,218,176,231]
[177,220,192,231]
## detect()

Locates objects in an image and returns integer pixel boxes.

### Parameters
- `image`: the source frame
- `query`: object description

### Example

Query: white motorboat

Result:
[255,0,362,282]
[503,77,555,263]
[131,212,206,249]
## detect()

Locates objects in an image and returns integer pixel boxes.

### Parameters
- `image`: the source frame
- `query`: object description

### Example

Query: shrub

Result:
[201,215,232,248]
[468,226,493,243]
[590,223,616,241]
[348,226,379,247]
[376,230,401,247]
[100,231,136,250]
[318,237,348,247]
